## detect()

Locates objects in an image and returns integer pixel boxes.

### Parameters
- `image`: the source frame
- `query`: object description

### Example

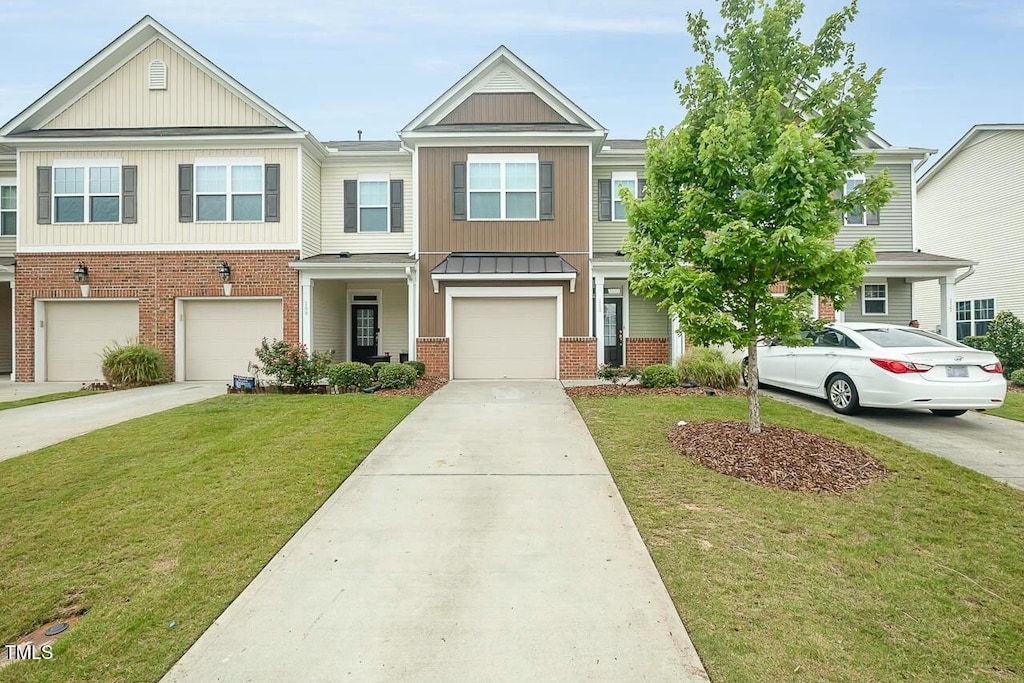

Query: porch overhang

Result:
[866,251,975,282]
[0,257,13,281]
[290,253,416,281]
[430,252,578,294]
[592,252,630,280]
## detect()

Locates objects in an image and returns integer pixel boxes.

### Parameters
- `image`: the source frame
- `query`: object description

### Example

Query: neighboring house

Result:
[1,143,14,374]
[0,16,976,382]
[914,124,1024,339]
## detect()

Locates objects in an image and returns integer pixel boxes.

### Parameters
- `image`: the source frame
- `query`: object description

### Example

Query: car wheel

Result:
[930,409,967,417]
[741,358,762,388]
[826,374,861,415]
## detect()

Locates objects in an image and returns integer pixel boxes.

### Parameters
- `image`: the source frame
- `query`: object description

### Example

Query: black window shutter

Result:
[866,208,880,226]
[122,165,137,224]
[452,162,467,220]
[264,163,280,222]
[178,164,193,223]
[539,161,554,220]
[598,178,612,221]
[37,166,52,224]
[637,178,646,198]
[390,179,404,232]
[344,180,357,232]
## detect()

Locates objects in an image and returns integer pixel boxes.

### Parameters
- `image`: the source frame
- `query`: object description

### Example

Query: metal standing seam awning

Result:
[430,252,578,293]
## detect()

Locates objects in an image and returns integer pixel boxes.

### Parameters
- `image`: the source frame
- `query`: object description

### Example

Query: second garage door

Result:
[451,297,557,379]
[182,299,283,381]
[45,300,140,381]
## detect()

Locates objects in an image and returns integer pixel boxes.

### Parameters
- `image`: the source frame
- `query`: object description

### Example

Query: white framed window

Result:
[467,153,538,220]
[53,160,121,223]
[0,181,15,236]
[862,282,887,315]
[358,174,389,232]
[844,174,866,226]
[956,298,996,340]
[612,171,638,222]
[195,158,263,222]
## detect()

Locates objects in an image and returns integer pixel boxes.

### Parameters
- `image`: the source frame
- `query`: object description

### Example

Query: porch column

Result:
[406,267,417,360]
[670,312,684,364]
[594,275,605,369]
[300,274,313,348]
[939,274,956,339]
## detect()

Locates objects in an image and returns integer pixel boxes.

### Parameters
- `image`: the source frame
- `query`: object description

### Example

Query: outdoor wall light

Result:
[218,262,232,296]
[73,263,90,297]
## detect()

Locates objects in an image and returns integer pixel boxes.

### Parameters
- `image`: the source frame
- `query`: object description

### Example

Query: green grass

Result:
[0,390,105,412]
[574,394,1024,683]
[990,390,1024,422]
[0,394,420,682]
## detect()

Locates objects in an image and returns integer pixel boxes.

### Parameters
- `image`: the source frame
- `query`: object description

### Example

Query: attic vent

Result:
[148,59,167,90]
[479,68,529,93]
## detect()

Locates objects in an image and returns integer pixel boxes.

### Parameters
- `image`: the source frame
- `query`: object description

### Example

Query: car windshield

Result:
[856,328,965,348]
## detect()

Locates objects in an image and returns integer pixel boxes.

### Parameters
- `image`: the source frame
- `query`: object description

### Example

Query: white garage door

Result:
[45,300,139,381]
[452,297,557,379]
[182,299,283,381]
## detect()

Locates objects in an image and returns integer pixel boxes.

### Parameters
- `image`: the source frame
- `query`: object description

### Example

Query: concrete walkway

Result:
[0,382,224,462]
[163,381,709,682]
[764,388,1024,490]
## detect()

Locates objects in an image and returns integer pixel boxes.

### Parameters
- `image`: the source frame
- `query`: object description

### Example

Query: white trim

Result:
[7,281,14,381]
[52,160,123,225]
[594,275,605,369]
[356,173,391,233]
[444,285,563,380]
[431,271,577,294]
[406,266,417,361]
[299,271,312,350]
[410,144,420,258]
[811,294,820,321]
[0,178,16,238]
[34,297,140,383]
[173,295,284,382]
[587,148,594,340]
[861,282,888,316]
[347,289,383,361]
[17,242,299,254]
[611,171,638,223]
[296,148,304,257]
[193,158,265,223]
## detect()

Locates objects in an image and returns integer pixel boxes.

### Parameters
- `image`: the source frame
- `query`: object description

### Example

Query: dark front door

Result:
[603,298,624,366]
[351,304,379,364]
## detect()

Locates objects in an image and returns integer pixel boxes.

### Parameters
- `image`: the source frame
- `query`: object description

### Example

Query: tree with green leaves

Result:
[626,0,893,433]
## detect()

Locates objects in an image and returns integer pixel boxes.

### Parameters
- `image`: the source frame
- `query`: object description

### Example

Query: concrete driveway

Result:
[764,388,1024,490]
[0,382,225,462]
[163,381,709,683]
[0,376,83,401]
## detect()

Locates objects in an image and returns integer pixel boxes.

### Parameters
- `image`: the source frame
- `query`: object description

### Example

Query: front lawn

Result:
[0,389,105,412]
[990,390,1024,422]
[575,394,1024,682]
[0,394,420,683]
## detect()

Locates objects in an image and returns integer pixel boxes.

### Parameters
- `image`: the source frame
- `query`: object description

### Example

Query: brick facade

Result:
[415,337,450,379]
[559,336,596,379]
[624,337,669,368]
[817,297,836,321]
[14,251,299,381]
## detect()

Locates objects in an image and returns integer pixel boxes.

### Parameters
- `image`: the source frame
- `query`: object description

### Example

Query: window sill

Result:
[466,218,541,222]
[51,221,123,226]
[861,312,888,316]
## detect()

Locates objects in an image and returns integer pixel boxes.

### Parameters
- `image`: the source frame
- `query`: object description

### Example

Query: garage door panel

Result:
[453,298,557,379]
[183,299,283,381]
[45,301,139,381]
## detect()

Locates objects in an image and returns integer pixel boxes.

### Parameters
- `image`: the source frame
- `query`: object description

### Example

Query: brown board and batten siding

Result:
[835,163,914,251]
[437,93,567,126]
[418,252,590,339]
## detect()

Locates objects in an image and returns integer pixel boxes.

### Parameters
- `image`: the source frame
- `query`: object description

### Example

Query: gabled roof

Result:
[917,124,1024,189]
[401,46,606,136]
[0,15,303,137]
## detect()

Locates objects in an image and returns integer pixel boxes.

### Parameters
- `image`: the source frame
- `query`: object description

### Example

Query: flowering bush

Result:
[253,339,333,389]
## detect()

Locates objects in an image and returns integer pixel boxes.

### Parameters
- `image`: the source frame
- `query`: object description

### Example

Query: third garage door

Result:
[452,297,557,379]
[182,299,283,381]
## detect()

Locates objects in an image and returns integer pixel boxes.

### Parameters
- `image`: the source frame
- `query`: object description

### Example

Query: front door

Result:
[351,304,379,364]
[603,298,624,366]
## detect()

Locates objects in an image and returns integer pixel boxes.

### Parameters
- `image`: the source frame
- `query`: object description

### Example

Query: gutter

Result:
[955,265,976,285]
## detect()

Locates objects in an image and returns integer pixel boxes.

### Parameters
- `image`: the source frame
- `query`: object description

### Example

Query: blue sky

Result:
[1,0,1021,166]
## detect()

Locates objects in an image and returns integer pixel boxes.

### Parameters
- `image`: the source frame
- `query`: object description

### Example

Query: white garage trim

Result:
[174,296,284,382]
[34,298,139,383]
[445,286,563,379]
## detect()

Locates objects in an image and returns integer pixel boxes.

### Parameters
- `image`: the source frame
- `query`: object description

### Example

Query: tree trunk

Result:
[747,340,762,434]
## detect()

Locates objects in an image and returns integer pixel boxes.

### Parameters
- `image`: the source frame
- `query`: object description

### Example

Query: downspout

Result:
[955,265,975,285]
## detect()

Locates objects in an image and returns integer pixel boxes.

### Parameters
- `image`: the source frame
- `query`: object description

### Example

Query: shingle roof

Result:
[5,126,291,138]
[415,123,593,133]
[324,140,404,152]
[432,252,577,275]
[873,251,973,265]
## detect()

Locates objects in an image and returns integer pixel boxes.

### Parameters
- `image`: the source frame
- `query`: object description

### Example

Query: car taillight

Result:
[982,362,1003,374]
[870,358,933,374]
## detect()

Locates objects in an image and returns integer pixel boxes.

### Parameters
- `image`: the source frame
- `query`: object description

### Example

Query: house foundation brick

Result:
[559,336,596,379]
[14,251,299,381]
[416,337,450,379]
[625,337,669,368]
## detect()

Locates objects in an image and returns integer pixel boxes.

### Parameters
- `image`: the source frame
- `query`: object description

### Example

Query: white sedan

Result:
[744,322,1007,416]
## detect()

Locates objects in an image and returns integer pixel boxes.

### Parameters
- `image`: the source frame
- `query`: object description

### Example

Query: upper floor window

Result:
[862,282,887,315]
[53,161,121,223]
[956,298,995,340]
[358,176,389,232]
[612,171,637,221]
[195,160,263,222]
[844,175,866,226]
[467,153,538,220]
[0,182,15,236]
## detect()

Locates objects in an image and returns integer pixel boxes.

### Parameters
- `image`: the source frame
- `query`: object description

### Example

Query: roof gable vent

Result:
[148,59,167,90]
[478,67,529,93]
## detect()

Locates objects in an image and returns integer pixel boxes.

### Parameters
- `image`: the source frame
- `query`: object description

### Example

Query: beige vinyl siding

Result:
[19,147,298,248]
[842,278,912,324]
[301,150,322,257]
[321,156,413,255]
[43,39,276,130]
[628,290,669,337]
[377,280,410,358]
[835,163,914,251]
[311,280,347,359]
[0,285,11,374]
[592,164,644,253]
[915,130,1024,329]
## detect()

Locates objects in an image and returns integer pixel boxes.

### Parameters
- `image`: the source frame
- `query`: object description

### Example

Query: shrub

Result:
[377,363,418,389]
[403,360,427,377]
[254,339,332,389]
[985,311,1024,377]
[962,335,990,351]
[327,361,373,389]
[676,347,742,390]
[371,361,392,381]
[597,364,641,384]
[101,341,169,388]
[1010,368,1024,387]
[640,364,679,388]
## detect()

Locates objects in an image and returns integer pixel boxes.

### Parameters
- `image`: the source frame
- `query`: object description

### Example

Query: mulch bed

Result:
[668,421,888,494]
[565,384,745,398]
[376,376,448,396]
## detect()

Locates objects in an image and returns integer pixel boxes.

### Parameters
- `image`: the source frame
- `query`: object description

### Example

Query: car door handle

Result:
[786,352,796,357]
[825,352,837,357]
